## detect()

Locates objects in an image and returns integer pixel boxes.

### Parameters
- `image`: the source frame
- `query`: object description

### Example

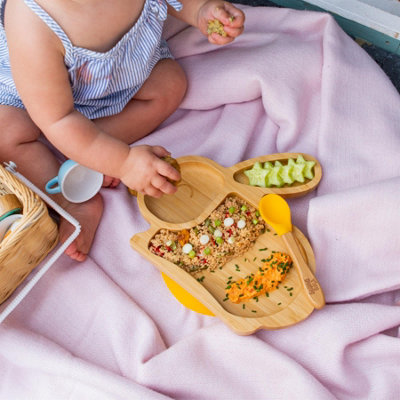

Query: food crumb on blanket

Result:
[149,195,266,273]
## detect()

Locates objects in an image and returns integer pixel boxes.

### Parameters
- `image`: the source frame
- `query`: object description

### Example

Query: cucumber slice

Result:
[263,161,273,170]
[303,160,315,179]
[273,160,294,185]
[244,162,270,187]
[279,164,295,184]
[296,154,306,164]
[295,155,315,180]
[291,162,305,183]
[267,165,284,187]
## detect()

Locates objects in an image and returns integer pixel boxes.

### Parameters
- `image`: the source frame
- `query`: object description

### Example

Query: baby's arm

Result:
[5,0,179,197]
[168,0,245,44]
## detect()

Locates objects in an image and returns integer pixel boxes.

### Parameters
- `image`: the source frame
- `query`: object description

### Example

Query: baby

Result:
[0,0,245,261]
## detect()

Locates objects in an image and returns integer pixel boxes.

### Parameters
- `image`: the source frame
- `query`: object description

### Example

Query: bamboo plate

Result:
[130,153,322,335]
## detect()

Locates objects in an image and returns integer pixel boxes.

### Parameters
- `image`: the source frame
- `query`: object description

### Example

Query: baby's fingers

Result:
[151,174,177,195]
[214,2,245,27]
[208,32,234,46]
[144,185,163,198]
[156,157,181,183]
[222,25,244,39]
[151,145,170,159]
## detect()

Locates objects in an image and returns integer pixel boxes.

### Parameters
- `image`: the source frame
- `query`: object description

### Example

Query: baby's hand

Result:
[198,0,245,45]
[121,145,181,198]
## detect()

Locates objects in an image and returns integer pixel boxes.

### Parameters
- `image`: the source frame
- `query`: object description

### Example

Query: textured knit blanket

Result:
[1,5,400,399]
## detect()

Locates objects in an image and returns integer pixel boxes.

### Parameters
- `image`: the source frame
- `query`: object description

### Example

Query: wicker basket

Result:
[0,164,59,304]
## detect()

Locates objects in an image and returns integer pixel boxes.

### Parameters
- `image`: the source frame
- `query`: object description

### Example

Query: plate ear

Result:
[230,153,322,199]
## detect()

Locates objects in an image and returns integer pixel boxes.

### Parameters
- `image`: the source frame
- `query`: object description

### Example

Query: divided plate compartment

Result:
[130,153,322,335]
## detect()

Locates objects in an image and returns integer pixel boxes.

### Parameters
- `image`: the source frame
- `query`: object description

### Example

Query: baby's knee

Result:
[0,107,40,159]
[158,60,187,105]
[170,63,187,101]
[136,59,187,115]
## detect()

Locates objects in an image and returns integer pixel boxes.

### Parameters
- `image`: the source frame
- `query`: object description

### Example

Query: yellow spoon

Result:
[258,194,325,310]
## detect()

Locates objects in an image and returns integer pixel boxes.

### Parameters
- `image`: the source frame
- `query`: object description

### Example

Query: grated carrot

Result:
[226,252,293,303]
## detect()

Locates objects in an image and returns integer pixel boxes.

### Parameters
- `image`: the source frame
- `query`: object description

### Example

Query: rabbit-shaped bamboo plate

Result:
[130,153,322,335]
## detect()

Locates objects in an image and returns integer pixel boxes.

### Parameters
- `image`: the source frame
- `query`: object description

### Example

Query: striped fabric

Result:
[0,0,182,119]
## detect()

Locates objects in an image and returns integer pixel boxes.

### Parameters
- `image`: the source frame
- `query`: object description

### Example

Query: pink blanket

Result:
[1,5,400,399]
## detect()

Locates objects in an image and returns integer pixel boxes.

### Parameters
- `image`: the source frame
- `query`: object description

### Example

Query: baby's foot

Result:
[102,175,120,188]
[58,194,104,262]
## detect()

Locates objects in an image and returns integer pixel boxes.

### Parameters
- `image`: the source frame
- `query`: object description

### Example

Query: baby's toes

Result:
[64,241,87,262]
[103,176,120,188]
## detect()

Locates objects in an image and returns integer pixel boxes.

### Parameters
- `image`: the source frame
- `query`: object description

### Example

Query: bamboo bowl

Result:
[131,153,322,335]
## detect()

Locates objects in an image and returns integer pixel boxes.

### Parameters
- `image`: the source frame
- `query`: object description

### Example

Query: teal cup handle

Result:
[45,177,62,194]
[45,159,103,203]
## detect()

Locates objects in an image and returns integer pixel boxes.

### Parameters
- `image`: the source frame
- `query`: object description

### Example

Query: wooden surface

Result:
[130,153,323,335]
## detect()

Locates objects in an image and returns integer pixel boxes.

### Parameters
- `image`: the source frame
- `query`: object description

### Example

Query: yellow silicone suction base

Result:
[162,273,214,316]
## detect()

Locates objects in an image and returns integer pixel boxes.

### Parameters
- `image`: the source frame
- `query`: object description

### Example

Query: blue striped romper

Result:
[0,0,182,119]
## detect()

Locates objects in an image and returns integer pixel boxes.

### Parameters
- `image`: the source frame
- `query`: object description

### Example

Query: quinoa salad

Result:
[149,195,266,274]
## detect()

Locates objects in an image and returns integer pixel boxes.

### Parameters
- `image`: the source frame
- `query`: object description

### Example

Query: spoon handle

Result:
[282,231,325,309]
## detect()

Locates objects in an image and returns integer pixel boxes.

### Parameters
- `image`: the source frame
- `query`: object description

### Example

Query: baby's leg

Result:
[0,105,103,262]
[94,58,187,143]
